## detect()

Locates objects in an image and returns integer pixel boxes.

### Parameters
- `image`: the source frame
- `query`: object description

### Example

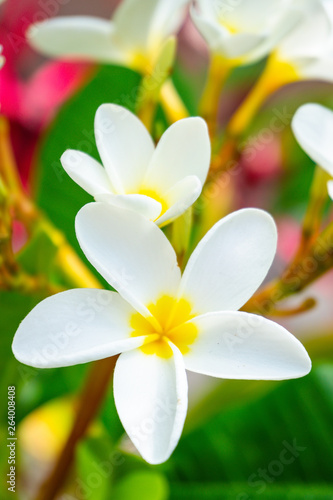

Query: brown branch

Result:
[35,356,118,500]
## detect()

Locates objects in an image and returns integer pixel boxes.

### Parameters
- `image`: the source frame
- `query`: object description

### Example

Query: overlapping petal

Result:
[156,176,202,227]
[191,0,305,65]
[292,103,333,175]
[184,312,312,380]
[61,150,113,197]
[278,2,330,59]
[113,0,188,57]
[178,209,277,314]
[75,203,181,318]
[12,289,146,368]
[145,117,210,192]
[114,342,188,464]
[95,104,155,194]
[95,193,162,221]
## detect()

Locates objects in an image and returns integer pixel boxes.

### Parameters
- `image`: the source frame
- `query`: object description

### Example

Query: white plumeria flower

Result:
[292,103,333,199]
[190,0,315,66]
[12,204,311,465]
[27,0,189,73]
[273,0,333,83]
[61,104,210,227]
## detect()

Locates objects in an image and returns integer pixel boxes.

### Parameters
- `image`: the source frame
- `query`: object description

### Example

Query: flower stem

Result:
[213,54,299,173]
[243,221,333,315]
[0,116,100,291]
[199,55,231,139]
[296,165,330,258]
[35,356,118,500]
[160,79,189,123]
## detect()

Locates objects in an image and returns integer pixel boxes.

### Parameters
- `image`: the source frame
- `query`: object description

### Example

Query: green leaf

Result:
[17,222,59,277]
[170,365,333,485]
[169,482,333,500]
[76,436,114,500]
[112,471,169,500]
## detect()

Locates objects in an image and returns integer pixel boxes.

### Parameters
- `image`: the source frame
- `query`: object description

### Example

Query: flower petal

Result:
[156,176,202,227]
[113,0,188,56]
[278,3,331,62]
[297,56,333,83]
[184,311,311,380]
[75,203,181,318]
[27,17,125,64]
[328,180,333,200]
[191,0,302,64]
[191,8,264,61]
[145,117,210,192]
[61,150,113,197]
[12,289,146,368]
[95,104,155,194]
[179,209,277,313]
[292,103,333,176]
[95,193,162,221]
[114,342,188,464]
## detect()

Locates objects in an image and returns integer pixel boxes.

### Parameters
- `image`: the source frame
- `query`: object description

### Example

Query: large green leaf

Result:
[169,483,333,499]
[169,364,333,485]
[112,470,169,500]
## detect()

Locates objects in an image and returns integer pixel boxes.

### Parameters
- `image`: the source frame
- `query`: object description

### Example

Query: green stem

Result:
[199,55,231,140]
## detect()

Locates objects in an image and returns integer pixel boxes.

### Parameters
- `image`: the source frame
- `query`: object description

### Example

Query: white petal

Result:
[75,203,181,318]
[184,311,311,380]
[292,103,333,176]
[328,180,333,200]
[146,0,189,49]
[61,150,113,197]
[278,4,331,62]
[179,209,277,313]
[95,104,155,194]
[113,0,188,55]
[95,193,162,221]
[27,17,125,63]
[191,0,302,64]
[12,289,146,368]
[145,117,210,192]
[114,342,188,464]
[191,8,264,61]
[156,176,202,227]
[297,56,333,83]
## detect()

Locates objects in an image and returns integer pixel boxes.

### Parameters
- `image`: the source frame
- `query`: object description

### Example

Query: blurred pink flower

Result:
[0,0,93,184]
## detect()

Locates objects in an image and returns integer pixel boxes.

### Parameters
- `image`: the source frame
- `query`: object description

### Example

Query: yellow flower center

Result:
[139,187,169,220]
[130,296,198,358]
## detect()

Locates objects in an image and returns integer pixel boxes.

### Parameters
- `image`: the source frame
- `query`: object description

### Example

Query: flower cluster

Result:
[13,0,333,468]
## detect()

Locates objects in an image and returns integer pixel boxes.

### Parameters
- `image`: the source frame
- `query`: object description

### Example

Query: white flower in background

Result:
[27,0,189,73]
[190,0,316,66]
[271,0,333,83]
[12,204,311,464]
[61,104,210,227]
[292,103,333,199]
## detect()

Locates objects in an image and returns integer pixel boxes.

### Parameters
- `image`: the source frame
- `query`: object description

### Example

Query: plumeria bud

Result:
[61,103,211,227]
[292,103,333,200]
[12,204,311,464]
[26,0,189,74]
